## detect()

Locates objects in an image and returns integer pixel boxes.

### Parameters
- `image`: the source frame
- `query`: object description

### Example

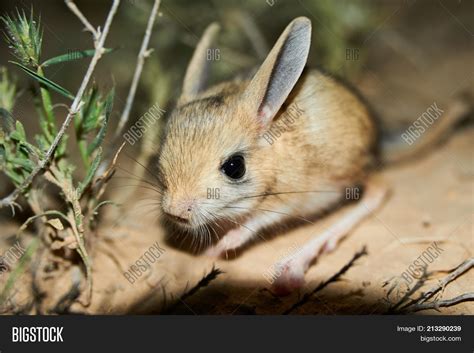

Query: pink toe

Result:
[271,264,305,296]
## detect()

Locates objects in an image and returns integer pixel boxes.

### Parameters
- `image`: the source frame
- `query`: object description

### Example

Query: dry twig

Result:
[408,293,474,312]
[115,0,161,137]
[387,257,474,313]
[283,246,368,314]
[161,266,223,314]
[416,257,473,304]
[398,257,474,313]
[65,0,100,42]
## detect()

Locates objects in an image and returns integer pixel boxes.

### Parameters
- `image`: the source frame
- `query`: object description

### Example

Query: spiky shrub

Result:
[0,9,117,305]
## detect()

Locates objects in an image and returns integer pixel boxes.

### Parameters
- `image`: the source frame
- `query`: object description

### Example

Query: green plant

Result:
[0,0,161,310]
[0,7,118,305]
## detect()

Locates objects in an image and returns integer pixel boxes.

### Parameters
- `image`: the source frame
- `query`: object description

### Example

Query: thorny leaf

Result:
[41,48,114,67]
[10,61,74,99]
[88,87,114,155]
[77,147,102,197]
[10,120,25,141]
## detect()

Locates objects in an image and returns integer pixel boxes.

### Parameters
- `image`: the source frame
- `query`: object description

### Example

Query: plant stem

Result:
[115,0,161,137]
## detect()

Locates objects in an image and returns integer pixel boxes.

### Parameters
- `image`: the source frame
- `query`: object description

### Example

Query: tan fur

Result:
[157,17,376,245]
[158,66,377,227]
[156,17,471,294]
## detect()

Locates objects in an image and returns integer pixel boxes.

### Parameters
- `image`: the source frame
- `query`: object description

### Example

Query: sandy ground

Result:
[27,124,469,315]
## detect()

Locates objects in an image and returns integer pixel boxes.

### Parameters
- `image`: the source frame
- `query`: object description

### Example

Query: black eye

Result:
[221,154,246,180]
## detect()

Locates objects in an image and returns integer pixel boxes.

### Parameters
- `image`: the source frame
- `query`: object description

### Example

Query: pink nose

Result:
[162,197,194,223]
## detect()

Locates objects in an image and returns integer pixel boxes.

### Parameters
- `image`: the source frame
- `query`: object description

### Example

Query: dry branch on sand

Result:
[386,257,474,314]
[283,246,368,314]
[160,266,223,314]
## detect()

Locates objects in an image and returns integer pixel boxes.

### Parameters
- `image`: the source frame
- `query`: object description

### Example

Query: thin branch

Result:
[391,257,474,313]
[161,266,223,314]
[283,246,368,314]
[387,265,429,312]
[65,0,100,42]
[408,293,474,312]
[0,0,120,211]
[417,257,473,304]
[115,0,161,137]
[398,257,474,312]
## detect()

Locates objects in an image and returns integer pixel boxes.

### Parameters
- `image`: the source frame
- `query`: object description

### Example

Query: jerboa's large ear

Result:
[179,23,220,104]
[243,17,311,130]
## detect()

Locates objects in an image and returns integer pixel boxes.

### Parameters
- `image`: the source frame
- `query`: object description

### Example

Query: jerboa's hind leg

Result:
[272,176,389,296]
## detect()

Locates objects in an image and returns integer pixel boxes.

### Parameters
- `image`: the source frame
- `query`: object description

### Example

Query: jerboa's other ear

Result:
[179,22,220,105]
[243,17,311,130]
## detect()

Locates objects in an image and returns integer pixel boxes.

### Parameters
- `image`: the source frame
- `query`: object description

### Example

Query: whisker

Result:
[224,205,315,226]
[108,184,163,195]
[239,190,339,200]
[177,227,187,249]
[115,167,163,192]
[201,208,221,245]
[123,152,162,184]
[221,215,272,247]
[126,204,161,218]
[113,175,160,186]
[133,201,162,209]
